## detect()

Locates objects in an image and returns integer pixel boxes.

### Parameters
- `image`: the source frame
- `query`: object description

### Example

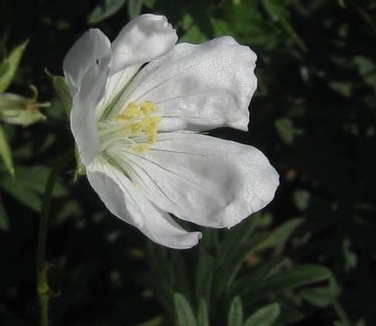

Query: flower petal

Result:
[63,29,112,165]
[86,156,202,249]
[110,132,279,228]
[63,29,111,97]
[125,36,257,132]
[110,14,178,75]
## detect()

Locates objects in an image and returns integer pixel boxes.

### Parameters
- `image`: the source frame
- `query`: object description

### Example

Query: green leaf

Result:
[128,0,143,19]
[0,198,10,231]
[220,214,262,264]
[292,190,310,211]
[233,258,288,296]
[216,233,270,298]
[261,0,305,50]
[88,0,126,24]
[2,176,41,211]
[300,286,335,307]
[179,14,209,43]
[174,293,198,326]
[142,0,155,8]
[228,296,243,326]
[275,118,303,145]
[0,41,28,94]
[0,125,14,177]
[197,299,209,326]
[133,316,164,326]
[257,218,303,250]
[1,165,66,212]
[243,303,280,326]
[254,265,332,299]
[195,242,214,304]
[354,56,376,89]
[12,166,66,196]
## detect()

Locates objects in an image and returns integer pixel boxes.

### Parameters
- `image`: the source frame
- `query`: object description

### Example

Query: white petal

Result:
[110,132,279,228]
[86,156,201,249]
[110,14,178,75]
[96,65,140,119]
[64,29,112,165]
[63,29,111,97]
[125,36,257,132]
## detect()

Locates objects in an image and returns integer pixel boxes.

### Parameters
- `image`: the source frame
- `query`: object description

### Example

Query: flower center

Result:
[99,101,161,153]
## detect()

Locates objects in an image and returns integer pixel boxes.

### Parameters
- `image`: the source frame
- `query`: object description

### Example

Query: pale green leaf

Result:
[243,303,280,326]
[228,296,243,326]
[174,293,198,326]
[197,299,209,326]
[256,265,332,299]
[257,218,303,250]
[88,0,125,24]
[128,0,143,19]
[0,125,14,177]
[0,41,28,94]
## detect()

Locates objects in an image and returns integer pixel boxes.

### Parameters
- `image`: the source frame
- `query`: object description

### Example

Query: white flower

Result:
[63,14,279,249]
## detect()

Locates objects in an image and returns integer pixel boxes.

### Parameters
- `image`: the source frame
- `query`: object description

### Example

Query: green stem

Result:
[36,150,73,326]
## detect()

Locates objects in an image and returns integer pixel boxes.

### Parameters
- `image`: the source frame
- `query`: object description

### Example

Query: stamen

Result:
[113,100,161,153]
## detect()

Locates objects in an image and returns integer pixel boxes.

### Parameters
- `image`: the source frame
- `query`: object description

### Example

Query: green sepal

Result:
[45,69,72,116]
[0,89,48,126]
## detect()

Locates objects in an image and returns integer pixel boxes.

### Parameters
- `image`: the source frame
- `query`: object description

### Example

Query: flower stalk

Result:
[36,150,73,326]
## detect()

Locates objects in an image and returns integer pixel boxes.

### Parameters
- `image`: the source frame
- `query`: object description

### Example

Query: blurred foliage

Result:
[0,0,376,325]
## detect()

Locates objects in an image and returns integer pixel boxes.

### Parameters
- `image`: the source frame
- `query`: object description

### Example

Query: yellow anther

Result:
[114,100,161,153]
[116,102,143,121]
[133,144,151,153]
[141,101,158,113]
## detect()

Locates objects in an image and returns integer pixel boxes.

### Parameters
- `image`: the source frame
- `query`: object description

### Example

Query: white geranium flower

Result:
[63,14,279,249]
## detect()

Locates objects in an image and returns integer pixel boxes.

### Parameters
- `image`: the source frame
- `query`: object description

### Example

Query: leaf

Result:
[233,258,288,296]
[12,166,66,196]
[253,265,332,300]
[1,165,66,212]
[2,176,41,211]
[243,303,280,326]
[174,293,198,326]
[257,218,303,250]
[275,118,303,145]
[0,198,10,231]
[133,316,164,326]
[216,233,270,298]
[300,286,335,307]
[179,14,208,43]
[0,125,14,177]
[195,241,214,304]
[197,299,209,326]
[88,0,125,24]
[261,0,305,50]
[128,0,143,19]
[354,56,376,89]
[292,190,310,211]
[0,41,28,94]
[227,296,243,326]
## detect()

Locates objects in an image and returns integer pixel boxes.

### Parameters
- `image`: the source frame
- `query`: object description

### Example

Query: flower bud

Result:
[0,85,49,126]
